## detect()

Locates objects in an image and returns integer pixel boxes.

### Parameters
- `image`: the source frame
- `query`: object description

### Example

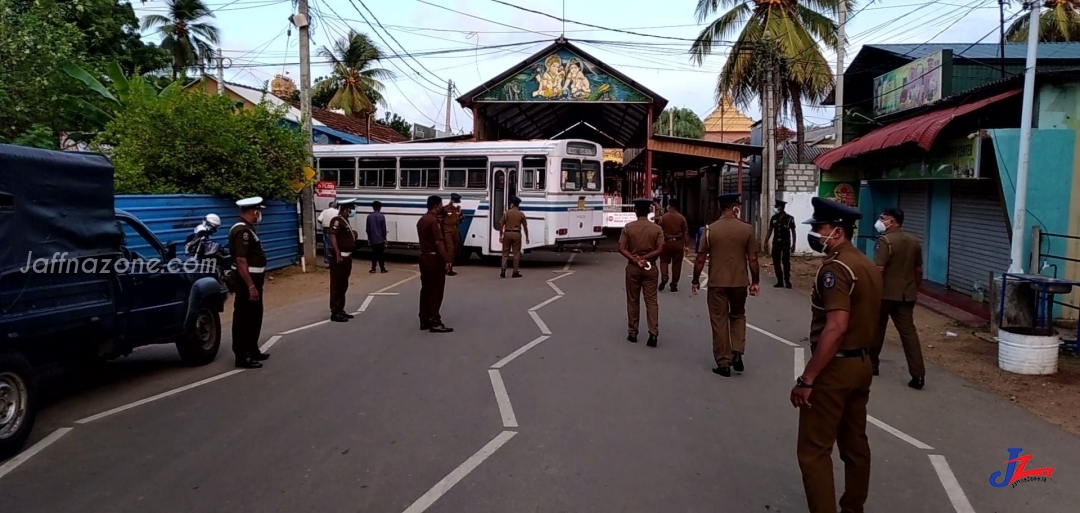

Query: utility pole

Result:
[760,34,777,242]
[1008,1,1042,274]
[216,48,225,94]
[292,3,316,269]
[834,1,846,145]
[998,0,1008,79]
[445,79,453,134]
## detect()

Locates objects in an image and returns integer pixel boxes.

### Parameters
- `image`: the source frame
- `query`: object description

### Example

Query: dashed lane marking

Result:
[279,320,331,335]
[562,253,576,271]
[528,310,551,335]
[74,370,246,424]
[547,281,564,296]
[401,431,518,513]
[0,428,73,480]
[491,336,550,369]
[357,295,375,313]
[930,454,976,513]
[529,295,562,311]
[748,324,800,348]
[868,416,934,450]
[260,335,282,353]
[487,370,518,428]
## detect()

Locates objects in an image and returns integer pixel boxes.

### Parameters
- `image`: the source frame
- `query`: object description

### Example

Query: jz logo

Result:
[989,448,1054,488]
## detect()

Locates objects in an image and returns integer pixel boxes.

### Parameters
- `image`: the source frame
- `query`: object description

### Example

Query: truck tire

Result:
[0,350,37,461]
[176,308,221,366]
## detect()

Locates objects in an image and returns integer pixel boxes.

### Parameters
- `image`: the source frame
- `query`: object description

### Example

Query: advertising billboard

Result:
[873,50,952,118]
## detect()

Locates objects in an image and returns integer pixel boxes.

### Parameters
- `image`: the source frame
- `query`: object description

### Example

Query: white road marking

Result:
[682,257,707,286]
[376,271,420,293]
[794,347,805,379]
[550,270,576,274]
[358,295,375,313]
[562,253,576,271]
[547,281,564,296]
[74,370,246,424]
[747,324,800,347]
[528,310,551,335]
[929,455,976,513]
[401,430,517,513]
[260,335,282,353]
[491,336,550,369]
[868,416,934,450]
[279,319,330,335]
[529,295,562,311]
[0,428,73,480]
[487,370,518,428]
[369,292,399,296]
[548,271,575,281]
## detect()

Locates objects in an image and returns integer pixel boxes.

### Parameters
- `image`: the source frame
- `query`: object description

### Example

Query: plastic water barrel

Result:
[998,328,1060,375]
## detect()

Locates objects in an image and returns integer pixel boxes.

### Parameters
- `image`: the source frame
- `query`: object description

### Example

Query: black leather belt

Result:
[505,229,520,232]
[665,236,682,241]
[810,346,867,358]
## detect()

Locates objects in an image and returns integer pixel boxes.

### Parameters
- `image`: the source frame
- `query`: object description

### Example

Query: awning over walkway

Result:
[625,135,762,169]
[814,88,1021,170]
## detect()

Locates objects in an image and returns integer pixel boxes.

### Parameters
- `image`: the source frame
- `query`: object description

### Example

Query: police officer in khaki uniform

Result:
[871,207,926,389]
[691,193,760,376]
[790,197,882,513]
[499,196,529,278]
[229,197,270,369]
[441,193,464,276]
[765,199,796,288]
[620,198,665,346]
[328,198,357,323]
[657,199,690,292]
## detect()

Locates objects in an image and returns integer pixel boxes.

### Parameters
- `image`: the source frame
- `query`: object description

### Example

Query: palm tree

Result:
[1005,0,1080,42]
[689,0,849,163]
[314,30,395,140]
[654,107,707,138]
[140,0,221,79]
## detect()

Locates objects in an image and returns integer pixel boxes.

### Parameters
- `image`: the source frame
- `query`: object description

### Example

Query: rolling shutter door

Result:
[947,181,1011,296]
[896,181,928,245]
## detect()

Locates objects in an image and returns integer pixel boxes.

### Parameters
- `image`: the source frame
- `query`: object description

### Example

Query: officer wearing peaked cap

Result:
[791,197,882,513]
[619,198,664,346]
[328,198,357,322]
[766,198,796,288]
[499,196,529,278]
[441,193,464,276]
[229,196,269,369]
[692,192,760,377]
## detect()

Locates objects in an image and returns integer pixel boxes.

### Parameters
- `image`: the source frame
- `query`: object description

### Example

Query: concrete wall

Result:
[776,164,819,254]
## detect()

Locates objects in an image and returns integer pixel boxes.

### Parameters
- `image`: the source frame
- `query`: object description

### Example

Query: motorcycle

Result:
[184,214,233,291]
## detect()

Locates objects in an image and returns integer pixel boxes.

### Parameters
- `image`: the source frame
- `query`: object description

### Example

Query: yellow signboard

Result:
[290,166,317,193]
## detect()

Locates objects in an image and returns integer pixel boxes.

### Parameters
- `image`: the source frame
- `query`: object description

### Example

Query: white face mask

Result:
[772,208,779,215]
[874,219,888,233]
[254,210,263,224]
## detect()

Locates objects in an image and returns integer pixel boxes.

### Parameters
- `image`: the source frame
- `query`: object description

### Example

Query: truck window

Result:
[118,218,162,262]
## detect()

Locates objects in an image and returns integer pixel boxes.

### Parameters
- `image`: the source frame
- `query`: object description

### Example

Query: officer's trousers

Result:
[707,286,748,366]
[797,356,873,513]
[871,300,925,378]
[625,262,659,336]
[329,256,352,315]
[232,274,265,360]
[772,244,792,285]
[418,254,446,325]
[501,231,522,271]
[659,240,684,286]
[443,230,460,265]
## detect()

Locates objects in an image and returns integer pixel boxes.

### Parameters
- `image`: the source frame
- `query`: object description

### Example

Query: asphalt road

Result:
[1,251,1077,512]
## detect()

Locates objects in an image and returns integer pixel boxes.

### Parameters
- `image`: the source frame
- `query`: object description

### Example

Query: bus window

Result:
[561,159,581,191]
[445,157,487,189]
[358,157,397,188]
[522,156,546,191]
[581,160,601,191]
[320,157,355,188]
[400,157,440,189]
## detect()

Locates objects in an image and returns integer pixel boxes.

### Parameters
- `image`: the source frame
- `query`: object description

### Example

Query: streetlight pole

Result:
[1007,1,1042,274]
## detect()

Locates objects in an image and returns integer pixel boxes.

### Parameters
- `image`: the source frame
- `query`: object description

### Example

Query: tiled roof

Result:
[286,100,409,143]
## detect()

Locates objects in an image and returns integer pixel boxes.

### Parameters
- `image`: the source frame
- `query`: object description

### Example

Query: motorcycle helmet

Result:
[204,213,221,229]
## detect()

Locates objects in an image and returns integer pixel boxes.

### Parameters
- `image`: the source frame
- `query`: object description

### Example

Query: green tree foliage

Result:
[377,111,413,139]
[653,107,706,139]
[1006,0,1080,42]
[95,77,308,200]
[313,30,395,117]
[140,0,221,78]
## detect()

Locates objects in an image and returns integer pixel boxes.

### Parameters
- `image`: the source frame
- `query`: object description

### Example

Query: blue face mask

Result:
[348,210,356,218]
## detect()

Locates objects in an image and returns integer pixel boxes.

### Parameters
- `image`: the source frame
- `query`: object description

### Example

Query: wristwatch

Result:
[795,376,813,389]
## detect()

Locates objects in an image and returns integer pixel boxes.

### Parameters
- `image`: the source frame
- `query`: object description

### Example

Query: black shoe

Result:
[380,268,389,273]
[500,269,506,278]
[447,270,458,276]
[774,282,785,288]
[369,268,376,274]
[429,325,454,333]
[627,334,638,343]
[909,377,925,390]
[235,358,263,369]
[344,313,355,319]
[253,352,270,361]
[872,368,880,376]
[512,271,522,278]
[785,282,792,289]
[658,281,667,291]
[420,323,432,331]
[669,284,678,293]
[331,313,349,322]
[732,352,744,372]
[713,366,731,377]
[646,334,658,347]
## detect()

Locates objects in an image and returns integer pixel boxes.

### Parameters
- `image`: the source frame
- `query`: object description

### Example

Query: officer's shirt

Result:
[441,204,463,232]
[416,212,444,255]
[329,215,356,254]
[229,221,267,268]
[659,211,689,241]
[700,215,758,287]
[500,209,526,231]
[620,218,664,259]
[770,213,796,244]
[874,228,922,302]
[809,241,883,351]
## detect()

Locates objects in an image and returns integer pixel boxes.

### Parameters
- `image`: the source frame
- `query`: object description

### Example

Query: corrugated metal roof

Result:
[866,42,1080,61]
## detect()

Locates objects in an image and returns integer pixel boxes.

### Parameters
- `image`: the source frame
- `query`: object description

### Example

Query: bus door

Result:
[489,162,518,253]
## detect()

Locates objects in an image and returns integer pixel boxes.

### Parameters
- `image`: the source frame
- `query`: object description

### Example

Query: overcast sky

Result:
[134,0,1018,135]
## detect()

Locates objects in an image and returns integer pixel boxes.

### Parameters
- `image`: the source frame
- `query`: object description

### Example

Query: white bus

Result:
[314,139,606,259]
